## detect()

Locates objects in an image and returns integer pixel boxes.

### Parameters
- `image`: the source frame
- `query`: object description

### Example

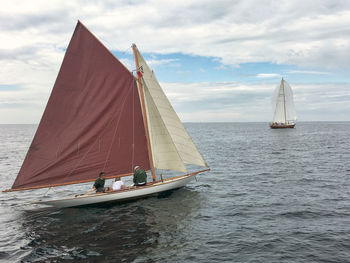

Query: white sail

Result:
[271,79,296,124]
[135,48,208,172]
[142,78,187,172]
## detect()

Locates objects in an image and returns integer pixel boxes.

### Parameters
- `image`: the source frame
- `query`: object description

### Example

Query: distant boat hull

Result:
[270,123,295,129]
[34,173,198,208]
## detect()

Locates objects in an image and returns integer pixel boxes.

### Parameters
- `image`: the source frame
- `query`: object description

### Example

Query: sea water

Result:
[0,122,349,262]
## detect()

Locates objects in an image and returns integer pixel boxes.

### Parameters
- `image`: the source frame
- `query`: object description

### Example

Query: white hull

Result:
[35,174,195,208]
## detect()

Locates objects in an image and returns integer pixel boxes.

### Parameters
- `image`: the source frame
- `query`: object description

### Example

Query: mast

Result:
[132,44,156,182]
[282,78,287,125]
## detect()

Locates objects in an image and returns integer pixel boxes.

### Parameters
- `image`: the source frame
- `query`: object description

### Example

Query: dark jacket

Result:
[133,169,147,185]
[94,177,105,190]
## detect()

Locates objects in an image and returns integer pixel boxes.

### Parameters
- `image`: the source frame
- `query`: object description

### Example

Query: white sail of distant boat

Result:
[270,78,296,129]
[3,21,209,208]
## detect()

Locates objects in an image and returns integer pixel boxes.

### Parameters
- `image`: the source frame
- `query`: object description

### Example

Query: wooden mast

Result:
[132,44,156,182]
[282,78,287,125]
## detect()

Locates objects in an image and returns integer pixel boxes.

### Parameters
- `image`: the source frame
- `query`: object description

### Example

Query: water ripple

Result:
[1,123,350,262]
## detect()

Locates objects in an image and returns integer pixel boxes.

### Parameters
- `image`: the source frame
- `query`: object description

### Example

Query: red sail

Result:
[11,21,150,190]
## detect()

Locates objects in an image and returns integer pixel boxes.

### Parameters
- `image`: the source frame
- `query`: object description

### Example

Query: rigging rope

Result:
[43,187,52,196]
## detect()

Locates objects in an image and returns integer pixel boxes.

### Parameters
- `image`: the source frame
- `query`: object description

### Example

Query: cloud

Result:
[0,46,40,60]
[2,0,350,68]
[287,70,331,75]
[161,81,350,122]
[0,12,66,31]
[1,0,350,123]
[256,73,281,78]
[1,76,349,122]
[146,58,179,67]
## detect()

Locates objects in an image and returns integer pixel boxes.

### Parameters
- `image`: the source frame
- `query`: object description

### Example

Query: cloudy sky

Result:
[1,0,350,123]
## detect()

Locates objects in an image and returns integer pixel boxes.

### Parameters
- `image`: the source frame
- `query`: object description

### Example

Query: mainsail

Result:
[10,22,150,191]
[271,79,296,124]
[133,46,208,172]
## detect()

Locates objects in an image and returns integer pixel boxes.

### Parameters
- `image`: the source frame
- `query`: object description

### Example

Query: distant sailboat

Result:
[3,21,209,208]
[270,78,296,129]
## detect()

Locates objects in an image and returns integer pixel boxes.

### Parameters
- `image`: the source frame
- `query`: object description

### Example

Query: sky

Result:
[1,0,350,123]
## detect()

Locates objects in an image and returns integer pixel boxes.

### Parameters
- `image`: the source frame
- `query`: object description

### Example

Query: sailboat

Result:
[3,21,209,208]
[270,78,296,129]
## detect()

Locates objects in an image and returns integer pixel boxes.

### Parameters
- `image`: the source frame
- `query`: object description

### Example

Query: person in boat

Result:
[133,166,147,186]
[112,177,126,191]
[93,172,106,193]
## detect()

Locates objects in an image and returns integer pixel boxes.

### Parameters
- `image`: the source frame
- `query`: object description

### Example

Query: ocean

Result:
[0,122,349,262]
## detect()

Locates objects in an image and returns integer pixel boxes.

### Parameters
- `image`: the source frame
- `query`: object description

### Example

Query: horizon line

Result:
[1,120,350,125]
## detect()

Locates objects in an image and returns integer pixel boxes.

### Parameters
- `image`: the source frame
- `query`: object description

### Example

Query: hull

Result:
[34,174,195,208]
[270,123,295,129]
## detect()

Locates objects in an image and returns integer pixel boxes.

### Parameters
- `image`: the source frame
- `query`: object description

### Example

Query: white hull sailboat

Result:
[270,78,296,129]
[36,174,198,208]
[4,21,209,208]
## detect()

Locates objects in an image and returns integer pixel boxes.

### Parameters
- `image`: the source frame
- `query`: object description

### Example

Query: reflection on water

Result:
[18,189,201,262]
